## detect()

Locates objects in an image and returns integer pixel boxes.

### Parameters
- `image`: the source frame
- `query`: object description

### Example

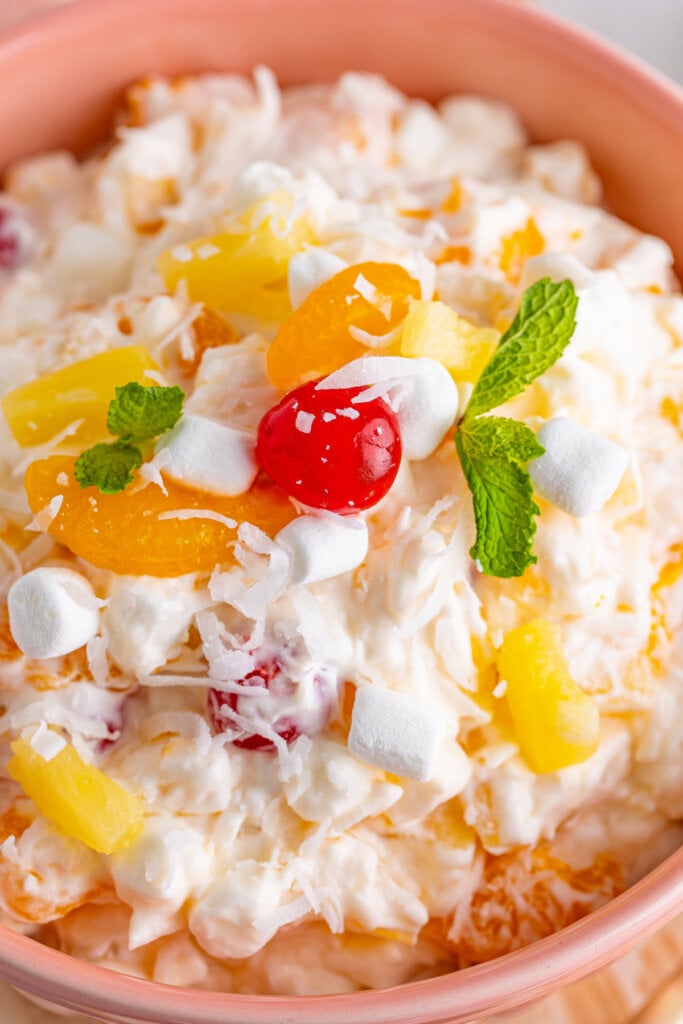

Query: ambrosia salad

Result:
[0,69,681,994]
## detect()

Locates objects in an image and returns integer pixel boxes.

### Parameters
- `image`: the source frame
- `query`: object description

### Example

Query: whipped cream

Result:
[0,68,680,996]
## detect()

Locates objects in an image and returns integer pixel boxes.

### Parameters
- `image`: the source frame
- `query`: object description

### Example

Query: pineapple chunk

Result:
[2,345,160,448]
[400,299,499,383]
[157,190,316,321]
[497,619,599,774]
[8,737,144,854]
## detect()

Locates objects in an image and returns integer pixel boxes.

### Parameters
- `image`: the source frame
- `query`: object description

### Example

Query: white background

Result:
[541,0,683,84]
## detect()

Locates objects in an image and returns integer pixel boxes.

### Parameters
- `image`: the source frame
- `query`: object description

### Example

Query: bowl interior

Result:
[1,0,683,274]
[0,0,682,1021]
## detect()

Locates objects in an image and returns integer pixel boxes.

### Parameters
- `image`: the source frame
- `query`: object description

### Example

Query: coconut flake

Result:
[196,610,255,681]
[86,636,111,688]
[197,243,221,260]
[254,893,313,934]
[157,508,238,530]
[295,410,315,434]
[288,587,330,662]
[171,245,193,263]
[25,494,63,533]
[347,323,403,349]
[27,721,67,762]
[136,449,171,495]
[13,420,85,480]
[353,273,377,303]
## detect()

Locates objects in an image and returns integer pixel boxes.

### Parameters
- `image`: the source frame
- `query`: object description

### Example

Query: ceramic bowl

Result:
[0,1,682,1021]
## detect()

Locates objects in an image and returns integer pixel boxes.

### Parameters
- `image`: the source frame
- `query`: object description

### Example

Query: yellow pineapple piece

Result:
[8,737,144,855]
[2,345,160,448]
[400,299,499,383]
[157,190,316,321]
[497,619,599,774]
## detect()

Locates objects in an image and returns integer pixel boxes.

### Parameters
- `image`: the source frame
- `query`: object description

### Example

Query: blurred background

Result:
[541,0,682,84]
[1,0,682,84]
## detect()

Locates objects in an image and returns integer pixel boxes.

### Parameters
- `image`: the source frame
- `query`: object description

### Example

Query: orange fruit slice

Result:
[24,455,296,577]
[266,261,421,391]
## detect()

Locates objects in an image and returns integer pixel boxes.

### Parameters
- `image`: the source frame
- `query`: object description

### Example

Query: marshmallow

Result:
[521,253,595,291]
[317,356,459,460]
[276,514,368,585]
[155,414,258,496]
[227,161,295,212]
[529,416,629,517]
[288,249,347,309]
[348,686,444,782]
[8,568,101,660]
[49,222,133,300]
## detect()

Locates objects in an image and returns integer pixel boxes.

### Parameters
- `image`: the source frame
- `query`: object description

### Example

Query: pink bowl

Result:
[0,1,682,1021]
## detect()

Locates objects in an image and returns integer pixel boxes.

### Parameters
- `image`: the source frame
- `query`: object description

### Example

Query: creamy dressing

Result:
[0,69,681,994]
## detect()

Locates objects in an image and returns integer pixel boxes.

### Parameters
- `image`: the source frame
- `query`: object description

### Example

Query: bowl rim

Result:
[0,0,681,1020]
[1,848,681,1023]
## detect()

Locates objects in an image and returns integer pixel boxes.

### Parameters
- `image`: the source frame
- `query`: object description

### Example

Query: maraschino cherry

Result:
[256,379,401,514]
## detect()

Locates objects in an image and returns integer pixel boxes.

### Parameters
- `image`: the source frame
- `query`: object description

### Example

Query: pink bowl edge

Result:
[0,0,680,1021]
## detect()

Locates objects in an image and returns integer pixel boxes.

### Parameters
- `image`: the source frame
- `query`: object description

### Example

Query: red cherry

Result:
[256,379,401,513]
[0,205,26,272]
[208,656,336,751]
[95,699,128,753]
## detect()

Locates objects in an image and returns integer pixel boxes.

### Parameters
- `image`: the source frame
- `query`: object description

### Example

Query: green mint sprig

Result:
[74,382,185,495]
[455,278,578,578]
[106,381,184,440]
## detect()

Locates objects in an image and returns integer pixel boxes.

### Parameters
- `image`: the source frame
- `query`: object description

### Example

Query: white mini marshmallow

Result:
[155,414,258,496]
[348,686,444,782]
[521,252,595,291]
[276,515,368,585]
[227,161,295,212]
[288,249,347,309]
[8,568,101,660]
[529,416,629,517]
[49,222,133,300]
[317,356,459,460]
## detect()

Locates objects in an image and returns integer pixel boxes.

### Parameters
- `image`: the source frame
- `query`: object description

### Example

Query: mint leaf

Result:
[465,278,578,418]
[456,424,540,578]
[106,382,184,441]
[461,416,545,463]
[74,440,142,494]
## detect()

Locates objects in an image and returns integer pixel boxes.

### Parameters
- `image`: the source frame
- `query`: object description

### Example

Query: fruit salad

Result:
[0,69,680,996]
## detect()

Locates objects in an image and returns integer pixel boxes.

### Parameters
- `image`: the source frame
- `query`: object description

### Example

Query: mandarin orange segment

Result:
[2,346,160,449]
[183,308,237,372]
[400,299,499,384]
[8,737,144,855]
[499,217,545,283]
[451,846,623,966]
[497,619,599,774]
[266,262,421,391]
[157,190,316,321]
[24,456,296,577]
